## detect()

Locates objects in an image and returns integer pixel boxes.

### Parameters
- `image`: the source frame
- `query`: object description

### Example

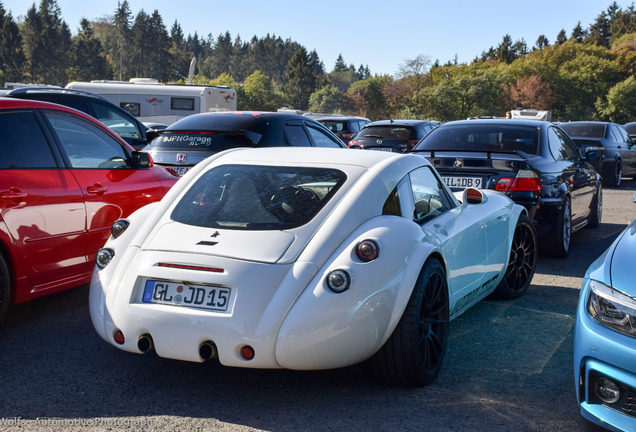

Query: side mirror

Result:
[133,151,151,168]
[584,147,603,162]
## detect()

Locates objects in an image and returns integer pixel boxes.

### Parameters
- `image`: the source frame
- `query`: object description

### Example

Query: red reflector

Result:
[157,263,224,273]
[113,330,125,345]
[241,346,255,360]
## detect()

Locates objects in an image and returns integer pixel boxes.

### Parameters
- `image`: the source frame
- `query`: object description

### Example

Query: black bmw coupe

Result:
[411,119,602,257]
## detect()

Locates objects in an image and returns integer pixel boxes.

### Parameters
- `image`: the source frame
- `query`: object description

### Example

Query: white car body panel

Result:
[90,147,526,370]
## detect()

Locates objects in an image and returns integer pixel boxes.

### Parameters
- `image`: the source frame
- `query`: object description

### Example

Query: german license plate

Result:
[369,147,394,152]
[142,280,231,311]
[442,176,483,189]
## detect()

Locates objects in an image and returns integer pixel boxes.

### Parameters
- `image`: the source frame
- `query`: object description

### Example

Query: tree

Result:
[308,85,342,114]
[587,11,611,48]
[571,21,587,43]
[555,29,568,45]
[284,47,316,110]
[21,0,73,85]
[333,54,348,72]
[534,35,549,51]
[0,4,24,83]
[242,70,282,111]
[346,75,392,120]
[112,0,132,80]
[69,18,111,81]
[596,75,636,123]
[503,75,552,110]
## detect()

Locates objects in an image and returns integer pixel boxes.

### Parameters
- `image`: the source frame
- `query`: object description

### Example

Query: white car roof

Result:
[203,147,424,170]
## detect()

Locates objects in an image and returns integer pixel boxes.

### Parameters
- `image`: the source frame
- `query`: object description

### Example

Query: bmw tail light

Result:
[495,170,542,192]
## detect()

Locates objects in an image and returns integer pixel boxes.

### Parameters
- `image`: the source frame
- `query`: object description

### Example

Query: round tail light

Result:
[357,240,379,262]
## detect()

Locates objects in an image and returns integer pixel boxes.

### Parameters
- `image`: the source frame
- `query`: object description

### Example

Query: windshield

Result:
[150,132,258,151]
[559,123,606,139]
[171,164,347,230]
[414,124,540,155]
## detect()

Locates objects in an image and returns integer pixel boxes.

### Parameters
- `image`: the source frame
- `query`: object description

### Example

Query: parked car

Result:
[559,121,636,187]
[411,119,602,257]
[3,87,150,150]
[143,111,347,177]
[89,147,536,387]
[0,98,177,322]
[623,121,636,141]
[316,116,370,145]
[348,119,439,152]
[574,192,636,431]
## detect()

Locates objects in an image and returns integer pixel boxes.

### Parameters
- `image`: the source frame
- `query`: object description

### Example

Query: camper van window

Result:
[121,103,140,117]
[171,97,195,111]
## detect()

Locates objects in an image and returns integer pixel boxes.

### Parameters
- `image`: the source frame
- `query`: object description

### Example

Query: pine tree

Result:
[21,0,72,85]
[71,18,111,80]
[587,11,611,48]
[113,0,132,80]
[555,29,567,45]
[284,47,316,110]
[0,4,24,83]
[333,54,348,73]
[571,21,587,43]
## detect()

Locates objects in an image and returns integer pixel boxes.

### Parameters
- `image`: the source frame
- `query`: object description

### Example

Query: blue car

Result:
[574,192,636,431]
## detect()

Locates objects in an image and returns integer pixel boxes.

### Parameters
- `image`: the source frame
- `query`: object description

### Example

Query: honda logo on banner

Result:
[176,154,187,163]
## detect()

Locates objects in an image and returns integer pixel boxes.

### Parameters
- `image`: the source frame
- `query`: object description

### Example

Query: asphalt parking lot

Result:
[0,179,634,432]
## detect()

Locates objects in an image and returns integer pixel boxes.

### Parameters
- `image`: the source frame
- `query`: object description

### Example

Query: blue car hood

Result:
[610,220,636,295]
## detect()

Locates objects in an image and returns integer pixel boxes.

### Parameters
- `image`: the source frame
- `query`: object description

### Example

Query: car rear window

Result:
[171,164,347,230]
[415,124,540,155]
[358,126,417,140]
[559,123,606,139]
[150,132,258,151]
[320,120,348,132]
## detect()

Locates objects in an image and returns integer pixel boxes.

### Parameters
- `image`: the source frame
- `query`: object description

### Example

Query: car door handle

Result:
[0,188,28,201]
[87,184,108,196]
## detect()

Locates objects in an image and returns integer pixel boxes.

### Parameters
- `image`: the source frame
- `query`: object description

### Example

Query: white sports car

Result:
[90,147,537,386]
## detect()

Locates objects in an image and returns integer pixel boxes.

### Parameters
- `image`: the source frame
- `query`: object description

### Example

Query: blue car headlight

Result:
[587,280,636,338]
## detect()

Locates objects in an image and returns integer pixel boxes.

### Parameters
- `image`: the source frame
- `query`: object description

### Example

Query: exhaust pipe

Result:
[199,341,218,361]
[137,334,153,353]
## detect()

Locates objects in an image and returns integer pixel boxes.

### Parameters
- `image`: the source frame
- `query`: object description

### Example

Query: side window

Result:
[91,102,141,139]
[44,111,131,169]
[409,166,451,222]
[550,127,578,162]
[285,124,312,147]
[617,126,631,144]
[554,128,581,162]
[306,124,342,148]
[0,111,58,169]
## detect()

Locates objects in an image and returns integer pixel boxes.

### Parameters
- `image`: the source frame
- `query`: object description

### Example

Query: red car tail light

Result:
[341,132,355,141]
[348,140,363,148]
[495,170,542,192]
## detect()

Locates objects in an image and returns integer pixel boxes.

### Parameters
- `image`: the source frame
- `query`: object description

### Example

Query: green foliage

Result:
[242,70,284,111]
[0,4,24,83]
[596,76,636,123]
[284,47,317,110]
[308,85,342,114]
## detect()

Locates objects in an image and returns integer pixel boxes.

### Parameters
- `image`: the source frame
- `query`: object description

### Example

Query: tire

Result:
[491,214,537,300]
[541,198,571,258]
[370,259,449,387]
[0,254,11,323]
[603,160,622,187]
[587,184,602,229]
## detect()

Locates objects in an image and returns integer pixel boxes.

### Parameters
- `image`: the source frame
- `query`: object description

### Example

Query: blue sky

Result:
[2,0,633,76]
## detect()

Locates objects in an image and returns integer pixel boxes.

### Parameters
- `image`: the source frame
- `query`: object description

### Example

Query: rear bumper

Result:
[513,197,562,238]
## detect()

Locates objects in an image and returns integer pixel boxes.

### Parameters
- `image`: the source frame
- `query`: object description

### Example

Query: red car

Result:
[0,98,177,321]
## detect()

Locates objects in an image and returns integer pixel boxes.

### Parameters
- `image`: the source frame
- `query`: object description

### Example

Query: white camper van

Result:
[65,79,237,125]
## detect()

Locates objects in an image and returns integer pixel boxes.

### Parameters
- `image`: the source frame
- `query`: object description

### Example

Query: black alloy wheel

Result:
[492,214,537,299]
[370,259,449,387]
